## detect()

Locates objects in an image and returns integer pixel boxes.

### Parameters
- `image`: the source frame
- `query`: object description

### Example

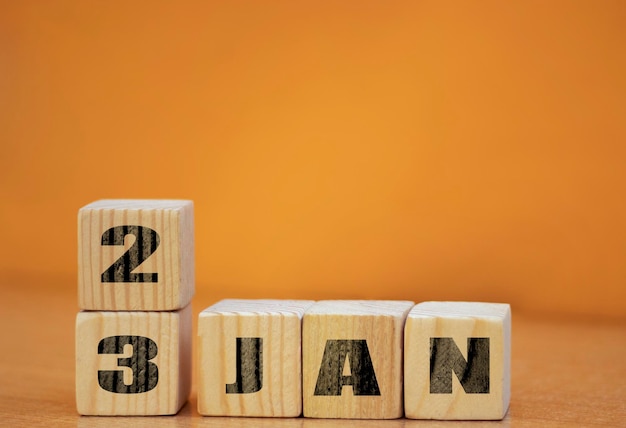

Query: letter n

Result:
[430,337,490,394]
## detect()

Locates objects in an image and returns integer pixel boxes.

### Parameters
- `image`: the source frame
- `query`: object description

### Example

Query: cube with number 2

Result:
[77,199,194,311]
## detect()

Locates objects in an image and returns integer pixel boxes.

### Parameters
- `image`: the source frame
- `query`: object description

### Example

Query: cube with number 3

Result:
[75,305,192,415]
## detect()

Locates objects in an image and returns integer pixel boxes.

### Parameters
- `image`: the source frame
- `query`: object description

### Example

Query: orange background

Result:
[1,1,625,318]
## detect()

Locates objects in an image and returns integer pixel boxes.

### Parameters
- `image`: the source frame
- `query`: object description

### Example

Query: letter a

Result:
[314,339,381,396]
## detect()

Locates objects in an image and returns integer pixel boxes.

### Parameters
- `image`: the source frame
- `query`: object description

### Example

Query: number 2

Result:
[98,335,159,394]
[100,225,160,283]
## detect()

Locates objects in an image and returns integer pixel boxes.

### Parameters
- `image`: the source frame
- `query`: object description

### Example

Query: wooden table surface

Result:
[1,277,624,427]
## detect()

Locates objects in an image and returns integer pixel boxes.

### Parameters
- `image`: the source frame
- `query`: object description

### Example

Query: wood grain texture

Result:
[198,299,314,417]
[75,304,192,415]
[78,199,195,311]
[302,300,414,419]
[404,301,511,420]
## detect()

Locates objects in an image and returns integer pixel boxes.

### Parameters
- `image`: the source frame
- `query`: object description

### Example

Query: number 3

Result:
[100,226,160,283]
[98,335,159,394]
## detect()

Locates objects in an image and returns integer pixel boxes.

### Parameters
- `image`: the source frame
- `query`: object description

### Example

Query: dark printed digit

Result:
[97,335,159,394]
[101,225,160,282]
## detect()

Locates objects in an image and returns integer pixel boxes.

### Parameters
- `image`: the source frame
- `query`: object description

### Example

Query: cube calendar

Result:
[74,199,512,419]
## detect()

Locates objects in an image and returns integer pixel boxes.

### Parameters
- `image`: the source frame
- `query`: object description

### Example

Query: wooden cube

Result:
[75,304,192,415]
[302,300,414,419]
[78,199,194,311]
[404,301,511,420]
[197,299,314,417]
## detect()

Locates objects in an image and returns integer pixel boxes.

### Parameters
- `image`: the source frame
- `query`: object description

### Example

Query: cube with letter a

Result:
[77,199,194,311]
[404,301,511,420]
[302,300,414,419]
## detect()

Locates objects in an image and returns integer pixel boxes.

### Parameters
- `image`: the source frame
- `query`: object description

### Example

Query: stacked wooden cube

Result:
[75,199,511,420]
[76,200,194,415]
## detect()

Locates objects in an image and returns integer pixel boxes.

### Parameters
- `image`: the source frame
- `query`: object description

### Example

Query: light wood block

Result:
[75,304,192,415]
[198,299,314,417]
[302,300,414,419]
[404,301,511,420]
[78,199,194,311]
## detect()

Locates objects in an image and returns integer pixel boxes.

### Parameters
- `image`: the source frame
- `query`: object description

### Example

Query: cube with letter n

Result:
[404,301,511,420]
